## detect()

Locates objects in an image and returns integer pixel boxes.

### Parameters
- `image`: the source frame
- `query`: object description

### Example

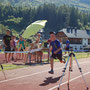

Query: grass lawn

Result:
[75,52,90,59]
[0,64,28,71]
[53,52,90,62]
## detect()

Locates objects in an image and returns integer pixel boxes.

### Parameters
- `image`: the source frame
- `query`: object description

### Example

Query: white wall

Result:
[82,38,88,46]
[63,44,83,50]
[62,38,89,50]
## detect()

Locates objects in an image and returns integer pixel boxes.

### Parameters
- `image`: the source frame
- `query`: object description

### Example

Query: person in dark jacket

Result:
[3,29,11,62]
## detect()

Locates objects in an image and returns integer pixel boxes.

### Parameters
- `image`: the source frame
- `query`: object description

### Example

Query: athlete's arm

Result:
[54,47,62,54]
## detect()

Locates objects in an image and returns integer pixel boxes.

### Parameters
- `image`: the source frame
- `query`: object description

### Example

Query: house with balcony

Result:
[56,28,90,50]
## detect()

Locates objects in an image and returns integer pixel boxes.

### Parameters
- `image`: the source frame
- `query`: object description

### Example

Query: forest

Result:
[0,3,90,37]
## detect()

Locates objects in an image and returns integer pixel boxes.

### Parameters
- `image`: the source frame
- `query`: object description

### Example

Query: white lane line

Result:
[48,72,90,90]
[0,67,64,83]
[0,61,90,84]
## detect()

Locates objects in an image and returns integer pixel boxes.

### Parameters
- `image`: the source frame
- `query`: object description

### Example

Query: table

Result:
[27,48,50,64]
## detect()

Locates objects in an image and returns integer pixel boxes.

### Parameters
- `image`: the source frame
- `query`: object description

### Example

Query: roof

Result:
[58,28,90,39]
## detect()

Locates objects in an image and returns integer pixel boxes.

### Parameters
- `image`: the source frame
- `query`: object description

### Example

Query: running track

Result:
[0,58,90,90]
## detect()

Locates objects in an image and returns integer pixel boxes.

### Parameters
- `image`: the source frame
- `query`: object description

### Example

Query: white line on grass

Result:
[0,61,90,84]
[48,72,90,90]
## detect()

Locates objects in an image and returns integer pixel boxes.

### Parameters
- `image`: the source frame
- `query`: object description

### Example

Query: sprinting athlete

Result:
[48,32,65,74]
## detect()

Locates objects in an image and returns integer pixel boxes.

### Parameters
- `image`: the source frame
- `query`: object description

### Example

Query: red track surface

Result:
[0,53,90,90]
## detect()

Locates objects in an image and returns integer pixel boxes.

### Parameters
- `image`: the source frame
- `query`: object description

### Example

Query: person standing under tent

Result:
[36,33,43,47]
[34,33,43,63]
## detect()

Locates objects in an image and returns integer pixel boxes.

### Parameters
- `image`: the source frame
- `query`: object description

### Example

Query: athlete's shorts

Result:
[65,47,69,51]
[51,53,62,61]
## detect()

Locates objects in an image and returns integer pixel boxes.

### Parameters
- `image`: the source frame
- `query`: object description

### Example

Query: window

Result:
[71,29,73,33]
[75,29,77,36]
[80,46,82,50]
[88,39,90,45]
[69,38,82,44]
[86,30,90,35]
[67,28,70,33]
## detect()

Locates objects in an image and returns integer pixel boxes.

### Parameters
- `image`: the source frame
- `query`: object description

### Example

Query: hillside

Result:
[0,3,90,35]
[0,0,90,12]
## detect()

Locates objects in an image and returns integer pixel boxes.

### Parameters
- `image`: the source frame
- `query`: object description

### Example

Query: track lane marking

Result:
[0,61,90,83]
[48,72,90,90]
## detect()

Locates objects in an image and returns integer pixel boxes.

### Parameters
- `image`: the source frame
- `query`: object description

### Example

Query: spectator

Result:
[65,37,70,54]
[17,36,26,59]
[10,36,16,61]
[34,33,43,63]
[14,36,19,60]
[59,38,63,49]
[3,29,11,62]
[0,44,2,52]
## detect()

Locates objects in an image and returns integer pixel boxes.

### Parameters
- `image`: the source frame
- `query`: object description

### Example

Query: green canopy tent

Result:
[22,20,47,39]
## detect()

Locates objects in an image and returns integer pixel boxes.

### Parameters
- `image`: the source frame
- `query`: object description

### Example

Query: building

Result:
[0,34,4,44]
[56,28,90,50]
